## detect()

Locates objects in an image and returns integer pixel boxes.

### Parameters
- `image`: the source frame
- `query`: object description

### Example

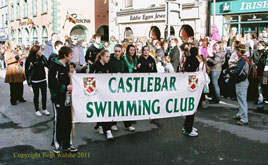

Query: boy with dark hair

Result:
[48,46,77,153]
[48,40,63,67]
[85,33,104,65]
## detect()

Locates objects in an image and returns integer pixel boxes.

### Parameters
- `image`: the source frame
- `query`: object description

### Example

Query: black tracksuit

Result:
[48,58,71,150]
[109,54,132,128]
[184,55,200,133]
[85,44,103,64]
[25,55,48,111]
[89,60,112,134]
[137,55,157,73]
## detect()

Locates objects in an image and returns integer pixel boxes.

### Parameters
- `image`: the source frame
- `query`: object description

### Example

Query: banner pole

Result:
[70,66,75,138]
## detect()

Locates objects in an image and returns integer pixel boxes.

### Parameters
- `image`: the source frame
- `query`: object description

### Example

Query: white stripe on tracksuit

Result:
[53,103,60,149]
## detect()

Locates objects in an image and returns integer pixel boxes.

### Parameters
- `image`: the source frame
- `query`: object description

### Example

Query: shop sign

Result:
[76,19,91,24]
[212,0,268,15]
[19,21,27,26]
[117,12,166,23]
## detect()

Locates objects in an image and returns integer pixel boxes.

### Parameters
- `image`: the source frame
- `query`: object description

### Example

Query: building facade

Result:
[0,0,8,43]
[109,0,209,41]
[211,0,268,36]
[8,0,109,47]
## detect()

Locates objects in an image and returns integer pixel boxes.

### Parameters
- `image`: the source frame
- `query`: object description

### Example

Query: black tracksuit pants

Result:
[32,81,47,111]
[53,103,72,150]
[184,114,195,133]
[9,82,24,103]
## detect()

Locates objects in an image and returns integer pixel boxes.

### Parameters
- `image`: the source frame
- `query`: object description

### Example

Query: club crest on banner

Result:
[188,74,199,92]
[83,77,96,96]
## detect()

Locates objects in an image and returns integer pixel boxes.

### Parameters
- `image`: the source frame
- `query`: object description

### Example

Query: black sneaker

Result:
[18,99,26,102]
[254,107,264,113]
[232,115,241,121]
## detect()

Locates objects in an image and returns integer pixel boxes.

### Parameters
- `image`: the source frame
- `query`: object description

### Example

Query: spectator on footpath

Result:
[107,36,117,54]
[168,36,180,72]
[25,45,50,116]
[4,40,26,105]
[207,41,226,103]
[44,33,58,59]
[0,45,5,69]
[85,33,104,65]
[255,42,268,113]
[109,44,136,132]
[48,41,63,67]
[70,35,86,72]
[89,50,114,139]
[182,47,200,137]
[48,46,78,153]
[230,44,251,126]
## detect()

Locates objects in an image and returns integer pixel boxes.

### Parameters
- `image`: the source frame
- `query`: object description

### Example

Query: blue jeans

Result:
[235,79,249,123]
[257,83,268,108]
[211,71,221,101]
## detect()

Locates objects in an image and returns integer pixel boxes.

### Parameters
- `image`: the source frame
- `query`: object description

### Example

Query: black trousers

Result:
[53,103,72,150]
[9,82,24,103]
[184,114,195,133]
[95,122,113,134]
[111,121,132,128]
[32,81,47,111]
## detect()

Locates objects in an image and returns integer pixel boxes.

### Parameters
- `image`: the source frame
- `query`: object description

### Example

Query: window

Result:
[32,0,37,16]
[2,15,4,28]
[24,28,30,46]
[16,1,20,19]
[125,0,132,8]
[42,0,48,13]
[10,4,14,21]
[18,29,22,46]
[5,13,7,27]
[23,0,28,18]
[32,27,38,44]
[11,30,15,40]
[42,26,48,45]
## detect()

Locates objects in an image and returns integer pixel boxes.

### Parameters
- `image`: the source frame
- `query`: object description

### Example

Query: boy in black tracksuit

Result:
[137,46,157,73]
[48,46,77,153]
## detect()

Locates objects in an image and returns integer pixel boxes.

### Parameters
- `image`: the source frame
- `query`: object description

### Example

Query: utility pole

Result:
[213,0,216,25]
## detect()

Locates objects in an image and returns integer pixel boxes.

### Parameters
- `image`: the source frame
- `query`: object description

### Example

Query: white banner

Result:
[72,72,205,123]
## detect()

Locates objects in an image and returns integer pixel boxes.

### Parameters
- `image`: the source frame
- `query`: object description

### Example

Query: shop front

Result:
[212,0,268,36]
[115,7,178,41]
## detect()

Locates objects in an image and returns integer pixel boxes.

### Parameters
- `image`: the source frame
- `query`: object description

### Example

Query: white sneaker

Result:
[128,126,136,132]
[182,127,198,132]
[95,126,104,134]
[106,130,113,139]
[183,129,198,137]
[111,125,119,131]
[42,109,50,116]
[35,111,42,117]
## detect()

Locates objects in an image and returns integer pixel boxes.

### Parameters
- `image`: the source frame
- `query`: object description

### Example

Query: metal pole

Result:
[213,0,216,25]
[167,2,170,38]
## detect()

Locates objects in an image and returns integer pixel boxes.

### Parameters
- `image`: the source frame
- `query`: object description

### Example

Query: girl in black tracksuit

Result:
[89,49,112,138]
[25,45,49,115]
[109,44,135,131]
